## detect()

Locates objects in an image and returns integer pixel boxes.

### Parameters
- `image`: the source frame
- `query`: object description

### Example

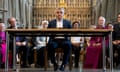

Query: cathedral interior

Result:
[0,0,120,28]
[0,0,120,72]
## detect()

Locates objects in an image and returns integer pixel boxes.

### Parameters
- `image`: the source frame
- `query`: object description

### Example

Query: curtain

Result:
[2,0,120,27]
[94,0,120,24]
[3,0,32,28]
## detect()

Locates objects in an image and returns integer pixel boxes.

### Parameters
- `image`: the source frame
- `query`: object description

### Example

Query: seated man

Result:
[84,16,108,69]
[112,13,120,68]
[47,7,72,71]
[16,37,29,68]
[8,17,29,68]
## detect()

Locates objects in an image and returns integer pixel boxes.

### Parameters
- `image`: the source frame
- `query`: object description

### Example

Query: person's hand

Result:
[72,43,80,47]
[117,40,120,44]
[93,43,101,46]
[22,42,27,46]
[113,40,119,45]
[96,43,101,46]
[93,43,97,46]
[16,42,22,46]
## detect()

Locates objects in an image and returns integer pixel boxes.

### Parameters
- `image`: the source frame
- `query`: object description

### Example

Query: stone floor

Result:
[0,68,120,72]
[0,62,120,72]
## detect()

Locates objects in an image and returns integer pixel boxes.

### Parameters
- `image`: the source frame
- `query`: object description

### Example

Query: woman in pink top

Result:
[0,23,6,68]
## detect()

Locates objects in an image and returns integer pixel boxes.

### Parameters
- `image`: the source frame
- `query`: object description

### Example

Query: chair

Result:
[55,48,73,70]
[33,37,48,70]
[38,37,73,71]
[43,47,73,71]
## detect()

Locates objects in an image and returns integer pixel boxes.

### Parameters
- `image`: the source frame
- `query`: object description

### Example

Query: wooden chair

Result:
[55,48,73,70]
[40,37,73,71]
[33,47,48,69]
[43,47,73,71]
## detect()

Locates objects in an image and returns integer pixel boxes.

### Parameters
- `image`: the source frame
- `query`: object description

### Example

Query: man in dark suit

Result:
[112,13,120,68]
[47,8,72,71]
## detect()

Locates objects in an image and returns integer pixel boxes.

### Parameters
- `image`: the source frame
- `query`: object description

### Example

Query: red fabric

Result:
[83,26,109,69]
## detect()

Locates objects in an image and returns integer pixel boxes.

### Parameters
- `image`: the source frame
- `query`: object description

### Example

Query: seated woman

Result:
[0,23,6,68]
[83,16,108,69]
[34,20,49,67]
[71,21,84,68]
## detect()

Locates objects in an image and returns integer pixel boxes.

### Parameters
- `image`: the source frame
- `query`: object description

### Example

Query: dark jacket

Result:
[48,19,72,41]
[112,22,120,41]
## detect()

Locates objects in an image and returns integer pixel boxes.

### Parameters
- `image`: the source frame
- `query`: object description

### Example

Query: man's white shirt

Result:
[55,19,64,39]
[56,20,63,28]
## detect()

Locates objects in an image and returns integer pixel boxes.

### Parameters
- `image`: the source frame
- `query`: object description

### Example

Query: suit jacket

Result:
[7,26,17,44]
[48,19,72,41]
[112,23,120,41]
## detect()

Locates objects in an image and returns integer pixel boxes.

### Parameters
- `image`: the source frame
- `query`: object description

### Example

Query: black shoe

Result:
[21,65,29,68]
[35,64,44,68]
[35,64,41,68]
[54,64,58,71]
[75,64,79,68]
[0,63,5,68]
[59,65,65,71]
[75,65,79,68]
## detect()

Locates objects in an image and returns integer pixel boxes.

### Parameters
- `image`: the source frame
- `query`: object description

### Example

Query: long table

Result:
[5,28,113,72]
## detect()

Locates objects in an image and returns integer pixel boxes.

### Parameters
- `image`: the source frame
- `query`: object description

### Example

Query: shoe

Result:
[35,64,41,68]
[21,65,29,68]
[9,65,13,68]
[75,64,79,68]
[59,65,65,71]
[54,64,58,71]
[35,64,44,68]
[75,65,79,68]
[0,63,5,68]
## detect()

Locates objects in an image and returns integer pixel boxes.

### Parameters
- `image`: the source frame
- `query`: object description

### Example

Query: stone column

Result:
[3,0,8,26]
[100,0,107,17]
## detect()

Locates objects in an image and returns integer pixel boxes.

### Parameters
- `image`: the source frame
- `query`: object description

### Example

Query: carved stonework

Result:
[32,0,97,28]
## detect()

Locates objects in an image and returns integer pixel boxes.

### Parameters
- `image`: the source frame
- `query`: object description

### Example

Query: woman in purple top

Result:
[84,16,109,69]
[0,23,6,67]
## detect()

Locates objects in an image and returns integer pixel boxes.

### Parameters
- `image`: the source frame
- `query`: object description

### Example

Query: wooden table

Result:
[5,28,113,72]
